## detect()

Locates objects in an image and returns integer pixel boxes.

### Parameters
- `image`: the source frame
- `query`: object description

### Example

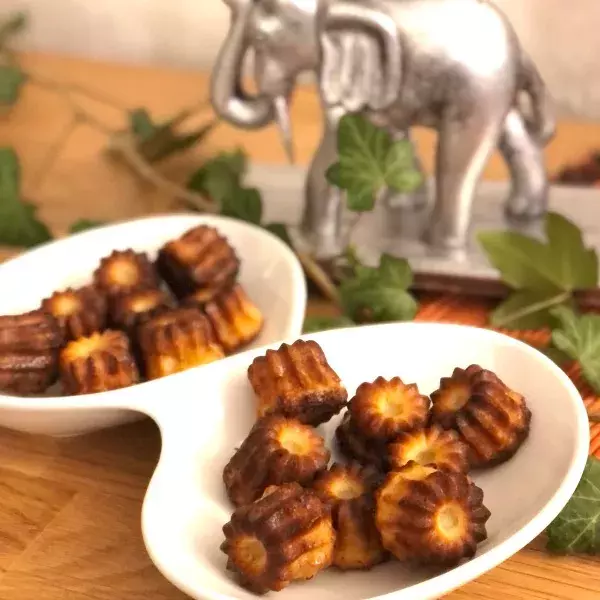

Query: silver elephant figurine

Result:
[211,0,555,259]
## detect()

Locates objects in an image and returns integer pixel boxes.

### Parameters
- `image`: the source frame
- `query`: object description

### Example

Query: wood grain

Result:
[0,51,599,599]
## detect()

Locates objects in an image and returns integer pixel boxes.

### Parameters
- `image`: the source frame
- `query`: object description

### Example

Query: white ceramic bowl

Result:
[0,214,306,437]
[128,322,589,600]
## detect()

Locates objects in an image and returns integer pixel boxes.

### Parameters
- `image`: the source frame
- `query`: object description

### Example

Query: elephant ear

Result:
[319,2,401,112]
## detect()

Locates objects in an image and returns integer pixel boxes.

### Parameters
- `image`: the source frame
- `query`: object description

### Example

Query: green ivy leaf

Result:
[187,150,264,225]
[546,457,600,555]
[220,187,262,225]
[341,280,418,323]
[0,147,52,247]
[477,230,559,293]
[187,149,247,203]
[68,219,105,235]
[384,141,425,192]
[545,212,599,290]
[479,213,598,293]
[479,212,599,330]
[0,65,25,107]
[549,306,600,393]
[128,108,156,142]
[339,253,418,323]
[489,289,568,330]
[374,253,414,289]
[303,315,356,334]
[326,114,423,212]
[127,108,216,163]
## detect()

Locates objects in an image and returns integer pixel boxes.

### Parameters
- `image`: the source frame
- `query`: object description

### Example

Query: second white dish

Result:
[0,213,306,437]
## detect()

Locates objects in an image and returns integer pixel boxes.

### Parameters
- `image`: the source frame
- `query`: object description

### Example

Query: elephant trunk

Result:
[210,4,273,129]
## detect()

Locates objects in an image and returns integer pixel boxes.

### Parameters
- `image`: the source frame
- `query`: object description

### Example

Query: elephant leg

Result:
[300,106,346,260]
[426,110,506,250]
[385,128,429,211]
[499,108,549,221]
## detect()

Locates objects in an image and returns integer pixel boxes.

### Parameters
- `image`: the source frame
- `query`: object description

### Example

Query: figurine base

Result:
[247,162,600,288]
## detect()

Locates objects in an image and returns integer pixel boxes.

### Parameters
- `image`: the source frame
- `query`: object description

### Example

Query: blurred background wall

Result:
[3,0,600,121]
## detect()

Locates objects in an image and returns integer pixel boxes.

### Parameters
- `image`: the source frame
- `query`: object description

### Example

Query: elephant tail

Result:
[518,50,556,145]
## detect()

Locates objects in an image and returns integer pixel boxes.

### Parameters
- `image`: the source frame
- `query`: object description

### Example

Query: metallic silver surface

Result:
[211,0,554,259]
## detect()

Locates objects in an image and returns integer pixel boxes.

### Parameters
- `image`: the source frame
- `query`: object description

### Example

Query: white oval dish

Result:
[125,322,589,600]
[0,214,306,437]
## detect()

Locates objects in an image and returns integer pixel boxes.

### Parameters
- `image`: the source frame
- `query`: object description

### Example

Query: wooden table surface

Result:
[1,52,600,599]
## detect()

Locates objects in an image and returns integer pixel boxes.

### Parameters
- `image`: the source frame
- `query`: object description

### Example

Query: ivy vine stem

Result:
[494,290,571,328]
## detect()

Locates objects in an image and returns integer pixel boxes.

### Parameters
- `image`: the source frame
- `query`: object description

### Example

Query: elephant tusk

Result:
[273,96,295,165]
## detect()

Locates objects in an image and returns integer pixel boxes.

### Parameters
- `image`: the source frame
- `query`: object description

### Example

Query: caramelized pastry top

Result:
[93,249,159,297]
[248,339,348,426]
[59,330,139,395]
[137,307,225,379]
[172,225,234,264]
[109,287,170,331]
[223,415,330,507]
[430,365,531,468]
[349,376,430,441]
[430,365,501,425]
[221,482,335,594]
[313,462,380,508]
[60,329,130,362]
[41,285,107,340]
[156,225,240,298]
[202,283,264,354]
[388,425,470,473]
[375,462,491,565]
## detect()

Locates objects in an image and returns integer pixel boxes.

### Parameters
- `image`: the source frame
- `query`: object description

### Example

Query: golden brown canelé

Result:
[335,412,389,471]
[155,225,240,300]
[41,285,107,341]
[108,287,171,333]
[221,482,336,594]
[313,461,381,504]
[223,415,330,507]
[137,307,225,380]
[0,352,58,395]
[93,249,160,297]
[59,330,139,395]
[430,365,532,468]
[313,462,387,570]
[247,339,348,426]
[375,462,491,566]
[0,310,63,354]
[349,376,430,441]
[201,284,264,354]
[387,425,470,473]
[179,285,219,309]
[0,310,64,394]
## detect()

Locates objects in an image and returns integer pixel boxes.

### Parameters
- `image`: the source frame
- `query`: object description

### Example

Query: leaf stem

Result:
[295,247,341,306]
[106,135,218,213]
[30,115,80,190]
[495,290,571,328]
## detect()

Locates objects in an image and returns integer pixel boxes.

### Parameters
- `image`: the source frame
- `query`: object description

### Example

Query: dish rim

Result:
[0,212,307,410]
[139,321,591,600]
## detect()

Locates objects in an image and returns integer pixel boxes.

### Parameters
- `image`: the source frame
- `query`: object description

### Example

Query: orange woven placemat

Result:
[414,294,600,459]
